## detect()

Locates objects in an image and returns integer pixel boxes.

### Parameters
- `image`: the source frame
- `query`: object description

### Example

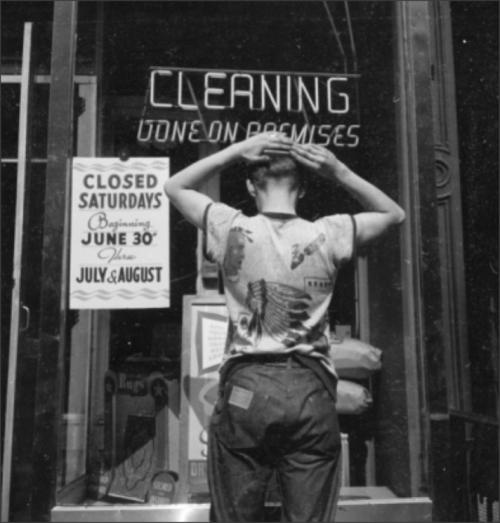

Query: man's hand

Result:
[163,132,292,230]
[234,132,293,164]
[290,141,406,246]
[290,142,347,182]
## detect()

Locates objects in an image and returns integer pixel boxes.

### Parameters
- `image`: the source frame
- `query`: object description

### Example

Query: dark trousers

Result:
[208,360,342,522]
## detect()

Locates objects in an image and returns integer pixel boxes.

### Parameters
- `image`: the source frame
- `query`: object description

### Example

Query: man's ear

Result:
[246,178,257,198]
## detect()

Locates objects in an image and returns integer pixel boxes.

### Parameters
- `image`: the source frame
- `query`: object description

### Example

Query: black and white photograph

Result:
[1,2,498,522]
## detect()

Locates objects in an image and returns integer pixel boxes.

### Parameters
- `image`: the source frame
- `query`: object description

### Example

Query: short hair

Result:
[247,154,306,191]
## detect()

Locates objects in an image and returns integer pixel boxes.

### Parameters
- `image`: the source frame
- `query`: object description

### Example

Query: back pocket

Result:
[216,375,270,449]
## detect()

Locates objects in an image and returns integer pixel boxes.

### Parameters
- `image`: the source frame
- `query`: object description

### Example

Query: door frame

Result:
[1,18,98,520]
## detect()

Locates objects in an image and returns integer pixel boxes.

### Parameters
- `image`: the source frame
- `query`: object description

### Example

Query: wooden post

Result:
[31,2,78,520]
[393,0,446,498]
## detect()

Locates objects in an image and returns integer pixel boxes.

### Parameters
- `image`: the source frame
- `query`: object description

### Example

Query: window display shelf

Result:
[52,487,432,522]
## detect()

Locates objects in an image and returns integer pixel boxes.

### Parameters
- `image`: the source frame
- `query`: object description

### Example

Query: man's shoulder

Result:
[314,214,354,231]
[314,213,349,223]
[206,202,240,226]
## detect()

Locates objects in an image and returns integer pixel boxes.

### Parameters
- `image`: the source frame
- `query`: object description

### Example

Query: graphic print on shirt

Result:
[240,280,312,347]
[224,226,253,283]
[304,277,334,292]
[303,314,330,348]
[227,316,253,353]
[291,233,326,270]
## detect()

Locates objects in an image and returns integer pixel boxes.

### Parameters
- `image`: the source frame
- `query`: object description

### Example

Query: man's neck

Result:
[259,203,297,214]
[256,188,298,214]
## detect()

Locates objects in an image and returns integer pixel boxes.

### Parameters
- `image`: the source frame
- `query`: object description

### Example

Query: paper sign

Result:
[178,297,229,501]
[195,311,228,375]
[70,158,170,309]
[201,316,228,371]
[188,304,227,466]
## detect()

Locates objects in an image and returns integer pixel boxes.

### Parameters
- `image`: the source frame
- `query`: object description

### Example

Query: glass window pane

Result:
[1,2,54,75]
[57,1,405,505]
[58,310,93,487]
[1,84,20,159]
[24,163,47,337]
[1,162,18,423]
[2,160,47,519]
[76,2,98,75]
[1,83,50,161]
[32,84,50,160]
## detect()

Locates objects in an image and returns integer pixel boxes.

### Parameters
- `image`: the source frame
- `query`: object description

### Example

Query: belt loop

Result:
[286,356,292,369]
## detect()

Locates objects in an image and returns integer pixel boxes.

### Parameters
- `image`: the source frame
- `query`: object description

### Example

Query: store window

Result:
[4,3,434,520]
[50,1,413,510]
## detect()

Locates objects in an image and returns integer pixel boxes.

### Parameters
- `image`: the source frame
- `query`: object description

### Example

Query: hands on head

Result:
[236,132,344,182]
[290,142,345,182]
[164,130,405,240]
[235,133,405,245]
[235,131,294,164]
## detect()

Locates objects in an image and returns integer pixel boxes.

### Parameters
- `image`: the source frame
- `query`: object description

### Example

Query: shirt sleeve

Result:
[203,202,240,265]
[317,214,356,268]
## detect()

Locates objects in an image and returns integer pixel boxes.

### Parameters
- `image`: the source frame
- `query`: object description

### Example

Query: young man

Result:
[164,131,405,522]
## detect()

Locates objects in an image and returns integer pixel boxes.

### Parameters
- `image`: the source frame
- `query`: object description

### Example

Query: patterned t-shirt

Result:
[204,202,355,378]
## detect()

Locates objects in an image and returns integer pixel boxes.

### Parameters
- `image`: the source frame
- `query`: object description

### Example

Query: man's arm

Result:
[164,132,293,229]
[290,143,405,246]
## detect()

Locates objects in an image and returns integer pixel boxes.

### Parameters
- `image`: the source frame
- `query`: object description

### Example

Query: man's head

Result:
[246,154,306,207]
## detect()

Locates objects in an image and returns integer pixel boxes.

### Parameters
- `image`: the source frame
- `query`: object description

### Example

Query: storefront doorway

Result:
[1,18,99,520]
[3,4,420,521]
[10,2,494,521]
